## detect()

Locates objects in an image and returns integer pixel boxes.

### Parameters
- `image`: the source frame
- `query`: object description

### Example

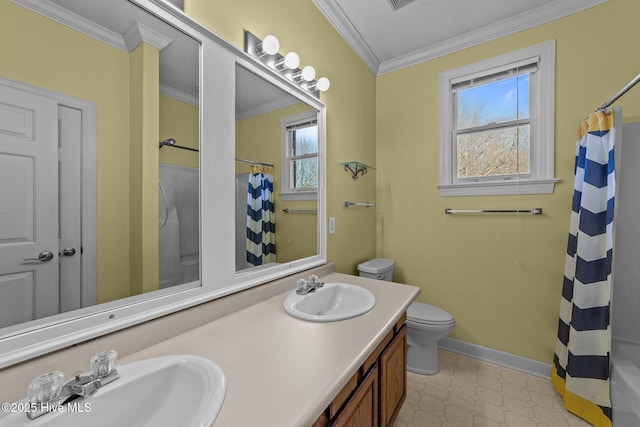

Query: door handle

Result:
[61,248,76,257]
[24,251,54,262]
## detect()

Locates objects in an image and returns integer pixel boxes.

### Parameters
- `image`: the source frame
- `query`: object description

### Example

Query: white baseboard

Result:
[439,337,552,378]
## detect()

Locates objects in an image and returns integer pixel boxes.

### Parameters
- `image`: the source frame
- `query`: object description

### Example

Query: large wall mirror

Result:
[0,0,201,333]
[0,0,326,367]
[235,65,319,273]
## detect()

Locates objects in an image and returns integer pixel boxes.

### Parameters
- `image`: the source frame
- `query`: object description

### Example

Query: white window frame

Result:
[439,40,558,196]
[280,110,318,201]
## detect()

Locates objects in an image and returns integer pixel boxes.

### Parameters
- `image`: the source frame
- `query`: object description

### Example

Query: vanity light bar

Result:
[244,31,330,98]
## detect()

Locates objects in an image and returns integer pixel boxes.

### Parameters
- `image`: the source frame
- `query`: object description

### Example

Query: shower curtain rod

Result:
[161,143,199,152]
[159,143,272,167]
[235,157,274,167]
[159,144,273,170]
[597,73,640,111]
[282,208,317,213]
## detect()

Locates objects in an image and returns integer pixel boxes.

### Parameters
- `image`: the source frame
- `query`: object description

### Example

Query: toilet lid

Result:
[407,302,454,324]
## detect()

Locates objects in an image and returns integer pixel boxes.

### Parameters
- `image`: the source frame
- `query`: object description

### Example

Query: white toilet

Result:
[357,258,455,375]
[405,301,455,374]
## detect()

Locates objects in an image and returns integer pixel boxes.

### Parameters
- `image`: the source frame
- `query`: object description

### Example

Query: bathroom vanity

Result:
[119,272,419,427]
[313,314,408,427]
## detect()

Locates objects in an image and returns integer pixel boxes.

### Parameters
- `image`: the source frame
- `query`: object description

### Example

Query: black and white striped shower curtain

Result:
[246,164,276,266]
[552,110,615,427]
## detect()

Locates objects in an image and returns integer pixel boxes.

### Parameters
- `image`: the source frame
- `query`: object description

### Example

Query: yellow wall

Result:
[376,0,640,363]
[236,104,318,263]
[128,43,159,296]
[185,0,378,274]
[159,95,199,168]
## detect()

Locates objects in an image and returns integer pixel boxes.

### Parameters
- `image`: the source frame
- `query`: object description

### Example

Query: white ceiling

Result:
[313,0,609,75]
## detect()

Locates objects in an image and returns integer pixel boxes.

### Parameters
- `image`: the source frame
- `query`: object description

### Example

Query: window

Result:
[439,41,557,196]
[281,111,318,200]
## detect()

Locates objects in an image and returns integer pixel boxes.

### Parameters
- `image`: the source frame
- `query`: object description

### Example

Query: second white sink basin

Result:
[283,282,376,322]
[0,355,226,427]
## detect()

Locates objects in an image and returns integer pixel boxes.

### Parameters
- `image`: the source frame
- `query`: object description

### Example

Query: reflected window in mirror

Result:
[281,111,318,200]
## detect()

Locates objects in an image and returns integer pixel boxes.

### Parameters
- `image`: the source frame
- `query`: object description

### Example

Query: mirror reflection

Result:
[235,65,318,272]
[0,0,200,330]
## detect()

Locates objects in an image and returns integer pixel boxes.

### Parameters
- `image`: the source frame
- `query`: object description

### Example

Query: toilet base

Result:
[407,365,440,375]
[407,336,442,375]
[405,302,455,376]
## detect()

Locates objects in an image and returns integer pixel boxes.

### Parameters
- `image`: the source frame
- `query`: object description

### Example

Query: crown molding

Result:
[11,0,127,51]
[311,0,380,75]
[123,22,172,51]
[378,0,610,75]
[313,0,610,76]
[236,96,299,121]
[11,0,174,53]
[160,84,198,106]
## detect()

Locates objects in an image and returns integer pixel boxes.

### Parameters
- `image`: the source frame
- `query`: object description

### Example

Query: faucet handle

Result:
[27,371,64,404]
[308,275,319,284]
[91,350,118,379]
[297,278,309,292]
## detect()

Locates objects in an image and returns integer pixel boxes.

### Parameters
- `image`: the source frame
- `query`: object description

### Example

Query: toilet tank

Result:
[357,258,395,281]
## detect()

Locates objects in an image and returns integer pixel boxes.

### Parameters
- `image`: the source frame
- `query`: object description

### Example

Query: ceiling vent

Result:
[387,0,417,11]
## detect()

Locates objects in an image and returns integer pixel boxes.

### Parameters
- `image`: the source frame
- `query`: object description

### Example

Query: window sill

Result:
[438,179,558,197]
[281,191,317,201]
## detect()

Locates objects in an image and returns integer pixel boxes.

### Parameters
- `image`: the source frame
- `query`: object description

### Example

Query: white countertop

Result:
[121,273,420,427]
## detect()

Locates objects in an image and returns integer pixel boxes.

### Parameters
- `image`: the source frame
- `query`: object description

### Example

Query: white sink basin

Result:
[0,355,226,427]
[283,282,376,322]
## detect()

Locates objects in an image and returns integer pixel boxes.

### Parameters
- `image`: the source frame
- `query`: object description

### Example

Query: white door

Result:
[58,105,82,313]
[0,84,59,328]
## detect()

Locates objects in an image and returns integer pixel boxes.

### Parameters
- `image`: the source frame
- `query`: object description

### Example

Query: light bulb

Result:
[257,34,279,56]
[275,52,300,71]
[283,52,300,69]
[316,77,330,92]
[301,65,316,82]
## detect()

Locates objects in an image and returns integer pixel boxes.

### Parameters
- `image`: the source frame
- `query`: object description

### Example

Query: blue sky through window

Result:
[458,73,529,127]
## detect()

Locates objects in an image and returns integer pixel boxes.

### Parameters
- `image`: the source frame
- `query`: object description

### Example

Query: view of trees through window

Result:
[455,73,530,179]
[291,125,318,190]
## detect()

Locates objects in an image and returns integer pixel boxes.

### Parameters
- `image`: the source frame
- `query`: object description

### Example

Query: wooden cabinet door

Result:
[330,364,379,427]
[379,325,407,427]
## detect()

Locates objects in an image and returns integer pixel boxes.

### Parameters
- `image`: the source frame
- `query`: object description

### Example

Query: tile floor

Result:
[394,349,591,427]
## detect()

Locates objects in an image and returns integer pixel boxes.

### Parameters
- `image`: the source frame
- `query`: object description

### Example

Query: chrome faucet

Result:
[296,275,325,295]
[25,350,119,420]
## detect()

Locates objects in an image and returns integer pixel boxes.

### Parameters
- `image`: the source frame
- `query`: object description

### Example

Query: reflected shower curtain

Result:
[246,164,276,266]
[552,111,615,427]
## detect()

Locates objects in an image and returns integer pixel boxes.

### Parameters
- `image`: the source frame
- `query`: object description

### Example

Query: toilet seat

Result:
[407,302,454,326]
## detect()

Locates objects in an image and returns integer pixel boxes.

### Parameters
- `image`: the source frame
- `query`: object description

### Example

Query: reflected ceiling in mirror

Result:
[235,65,319,273]
[0,0,200,333]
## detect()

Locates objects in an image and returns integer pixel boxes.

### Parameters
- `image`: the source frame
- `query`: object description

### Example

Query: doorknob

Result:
[24,251,54,262]
[61,248,76,257]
